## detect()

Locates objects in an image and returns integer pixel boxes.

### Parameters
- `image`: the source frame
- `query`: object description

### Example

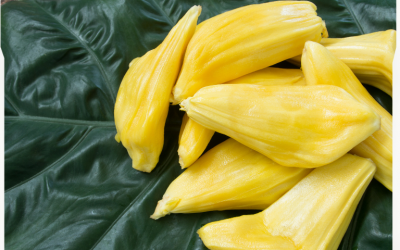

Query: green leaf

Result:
[3,0,393,249]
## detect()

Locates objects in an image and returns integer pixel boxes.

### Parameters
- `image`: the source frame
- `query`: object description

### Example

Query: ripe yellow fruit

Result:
[198,154,376,250]
[178,67,305,168]
[179,67,305,168]
[151,138,311,220]
[225,67,305,86]
[114,6,201,172]
[289,30,396,96]
[302,41,392,191]
[171,1,327,104]
[180,84,380,168]
[178,114,214,169]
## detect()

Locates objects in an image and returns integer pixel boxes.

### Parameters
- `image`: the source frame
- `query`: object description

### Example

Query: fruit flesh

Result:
[178,67,306,169]
[225,67,305,86]
[180,84,380,168]
[113,6,201,172]
[171,1,327,104]
[302,41,392,191]
[198,154,376,250]
[151,138,311,220]
[289,30,396,96]
[178,114,215,169]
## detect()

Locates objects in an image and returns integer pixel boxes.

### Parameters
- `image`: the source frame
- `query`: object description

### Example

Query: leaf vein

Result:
[150,0,175,26]
[4,95,22,116]
[89,141,178,250]
[30,0,117,102]
[5,127,94,193]
[340,0,365,34]
[183,213,202,250]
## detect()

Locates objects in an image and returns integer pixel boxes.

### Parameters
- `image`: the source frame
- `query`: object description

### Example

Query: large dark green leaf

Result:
[3,0,393,249]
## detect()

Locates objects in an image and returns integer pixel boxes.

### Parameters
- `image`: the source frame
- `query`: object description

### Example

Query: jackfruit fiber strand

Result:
[171,1,328,104]
[113,6,201,173]
[302,41,392,191]
[289,30,395,96]
[179,67,305,169]
[198,154,376,250]
[180,84,380,168]
[151,138,311,220]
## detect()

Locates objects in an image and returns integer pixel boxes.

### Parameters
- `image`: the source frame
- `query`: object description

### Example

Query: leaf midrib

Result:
[5,115,115,127]
[340,0,365,34]
[89,140,179,250]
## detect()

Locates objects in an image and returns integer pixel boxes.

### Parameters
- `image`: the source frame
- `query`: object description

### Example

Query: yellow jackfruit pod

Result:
[289,30,396,96]
[180,84,380,168]
[178,114,214,169]
[179,67,305,168]
[151,138,311,220]
[114,6,201,172]
[198,154,376,250]
[171,1,328,104]
[302,41,392,191]
[225,67,305,86]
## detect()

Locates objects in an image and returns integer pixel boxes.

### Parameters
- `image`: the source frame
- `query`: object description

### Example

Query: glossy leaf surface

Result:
[3,0,393,249]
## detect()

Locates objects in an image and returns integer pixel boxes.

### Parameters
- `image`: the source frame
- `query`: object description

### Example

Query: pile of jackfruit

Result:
[114,2,394,249]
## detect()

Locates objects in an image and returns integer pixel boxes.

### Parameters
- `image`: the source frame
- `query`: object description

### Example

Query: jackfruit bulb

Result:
[302,41,392,191]
[198,154,376,250]
[179,67,306,169]
[151,138,311,220]
[171,1,327,104]
[180,84,380,168]
[114,6,201,172]
[289,30,396,96]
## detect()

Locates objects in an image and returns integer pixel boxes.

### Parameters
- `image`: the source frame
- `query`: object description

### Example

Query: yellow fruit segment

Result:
[198,154,376,250]
[302,41,392,191]
[178,114,215,169]
[151,138,311,220]
[180,84,380,168]
[171,1,327,104]
[289,30,396,96]
[225,67,305,86]
[179,67,306,168]
[114,6,201,172]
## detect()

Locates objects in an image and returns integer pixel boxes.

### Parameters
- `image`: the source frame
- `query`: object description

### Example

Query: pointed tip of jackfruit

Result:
[132,165,152,173]
[179,98,191,112]
[127,146,159,173]
[303,41,324,60]
[169,93,176,104]
[151,196,180,220]
[132,163,155,173]
[196,227,205,240]
[189,5,202,15]
[132,159,157,173]
[178,155,187,169]
[115,133,121,143]
[182,6,201,26]
[171,87,182,105]
[304,40,319,50]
